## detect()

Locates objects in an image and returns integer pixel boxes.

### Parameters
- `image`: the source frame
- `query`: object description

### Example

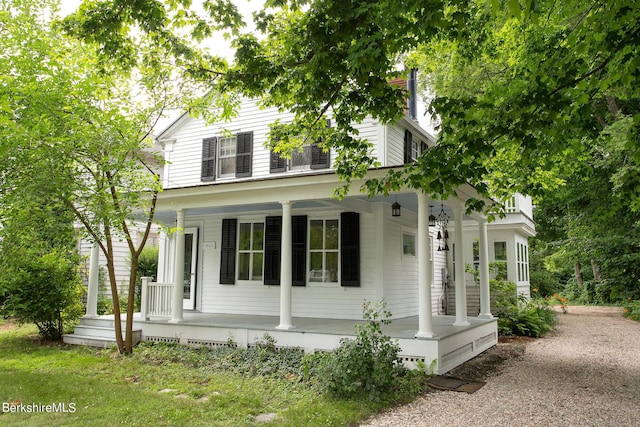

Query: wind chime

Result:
[429,204,450,251]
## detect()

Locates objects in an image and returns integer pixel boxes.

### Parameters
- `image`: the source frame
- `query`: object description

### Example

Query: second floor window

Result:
[290,145,311,168]
[218,136,236,177]
[201,132,253,181]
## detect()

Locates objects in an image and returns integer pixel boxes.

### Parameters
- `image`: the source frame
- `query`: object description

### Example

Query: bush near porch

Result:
[492,280,556,338]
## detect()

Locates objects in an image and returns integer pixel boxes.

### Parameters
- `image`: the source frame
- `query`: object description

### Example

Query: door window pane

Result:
[183,234,193,298]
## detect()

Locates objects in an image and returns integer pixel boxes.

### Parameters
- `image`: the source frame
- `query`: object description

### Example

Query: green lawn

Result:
[0,321,382,426]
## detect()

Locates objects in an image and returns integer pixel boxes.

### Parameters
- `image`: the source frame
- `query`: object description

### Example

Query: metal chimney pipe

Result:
[407,69,418,121]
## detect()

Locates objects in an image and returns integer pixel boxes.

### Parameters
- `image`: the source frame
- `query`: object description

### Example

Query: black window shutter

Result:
[292,215,307,286]
[201,137,217,181]
[263,216,282,285]
[270,150,286,173]
[403,130,413,164]
[421,141,427,154]
[311,142,330,169]
[235,132,253,177]
[340,212,360,287]
[220,219,237,284]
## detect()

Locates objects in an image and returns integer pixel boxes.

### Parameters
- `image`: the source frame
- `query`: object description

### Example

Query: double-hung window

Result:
[494,241,508,280]
[517,242,529,281]
[402,232,416,257]
[237,222,264,281]
[201,132,253,181]
[290,145,312,169]
[220,213,359,287]
[309,219,339,283]
[218,136,237,178]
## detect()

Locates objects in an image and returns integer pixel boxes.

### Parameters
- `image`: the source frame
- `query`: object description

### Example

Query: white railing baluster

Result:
[140,279,173,319]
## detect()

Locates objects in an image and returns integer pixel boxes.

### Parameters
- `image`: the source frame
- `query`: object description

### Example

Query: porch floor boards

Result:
[139,312,493,341]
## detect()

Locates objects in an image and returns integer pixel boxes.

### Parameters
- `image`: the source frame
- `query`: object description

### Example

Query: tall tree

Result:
[0,0,211,352]
[415,0,639,301]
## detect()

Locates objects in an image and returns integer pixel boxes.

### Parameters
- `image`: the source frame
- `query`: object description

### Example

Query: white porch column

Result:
[416,193,434,338]
[170,209,185,323]
[478,219,493,319]
[84,243,100,318]
[276,201,295,330]
[453,205,470,326]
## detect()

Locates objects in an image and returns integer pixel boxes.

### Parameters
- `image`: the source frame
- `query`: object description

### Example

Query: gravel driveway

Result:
[361,306,640,427]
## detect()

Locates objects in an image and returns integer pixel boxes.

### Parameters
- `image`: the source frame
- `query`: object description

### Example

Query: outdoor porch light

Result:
[392,200,402,217]
[429,205,437,227]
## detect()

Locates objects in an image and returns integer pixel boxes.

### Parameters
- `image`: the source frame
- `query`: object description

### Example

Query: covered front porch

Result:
[75,311,497,374]
[71,170,499,373]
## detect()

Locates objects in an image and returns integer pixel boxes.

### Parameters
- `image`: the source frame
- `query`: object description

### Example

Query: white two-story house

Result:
[68,80,535,374]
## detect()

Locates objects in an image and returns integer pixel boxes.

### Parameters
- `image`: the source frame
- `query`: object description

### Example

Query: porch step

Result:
[78,317,116,328]
[63,325,141,348]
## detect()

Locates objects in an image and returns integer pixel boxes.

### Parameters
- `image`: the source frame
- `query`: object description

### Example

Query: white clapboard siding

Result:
[192,211,379,320]
[386,124,406,167]
[161,99,393,189]
[381,212,419,318]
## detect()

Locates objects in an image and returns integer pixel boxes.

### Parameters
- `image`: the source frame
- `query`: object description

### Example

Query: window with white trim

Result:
[291,145,311,168]
[237,222,264,280]
[494,241,508,281]
[218,136,236,178]
[402,232,416,257]
[309,219,339,283]
[517,242,529,281]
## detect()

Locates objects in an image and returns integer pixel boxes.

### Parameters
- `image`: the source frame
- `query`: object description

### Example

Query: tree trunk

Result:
[574,261,584,286]
[105,253,125,354]
[104,227,125,354]
[125,255,138,354]
[591,259,602,282]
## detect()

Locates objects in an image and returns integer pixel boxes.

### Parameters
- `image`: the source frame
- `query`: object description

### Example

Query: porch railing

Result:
[140,277,173,320]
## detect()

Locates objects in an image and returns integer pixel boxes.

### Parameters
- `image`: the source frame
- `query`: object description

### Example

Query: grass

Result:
[0,321,386,426]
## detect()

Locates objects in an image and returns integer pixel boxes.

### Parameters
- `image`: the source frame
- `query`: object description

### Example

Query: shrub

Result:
[303,300,413,402]
[133,245,159,309]
[492,279,556,338]
[0,248,83,340]
[622,299,640,322]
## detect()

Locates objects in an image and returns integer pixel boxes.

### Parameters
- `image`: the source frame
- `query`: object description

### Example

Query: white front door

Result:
[183,227,198,310]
